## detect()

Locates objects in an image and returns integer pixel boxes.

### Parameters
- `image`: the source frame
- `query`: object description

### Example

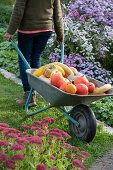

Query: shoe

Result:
[16,91,37,107]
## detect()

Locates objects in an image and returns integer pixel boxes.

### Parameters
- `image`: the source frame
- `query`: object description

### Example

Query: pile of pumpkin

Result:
[33,62,112,95]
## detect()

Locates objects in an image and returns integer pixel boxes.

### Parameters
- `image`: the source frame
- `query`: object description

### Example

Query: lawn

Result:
[0,73,113,169]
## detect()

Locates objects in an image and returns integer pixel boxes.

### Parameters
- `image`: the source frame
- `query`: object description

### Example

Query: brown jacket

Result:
[7,0,64,41]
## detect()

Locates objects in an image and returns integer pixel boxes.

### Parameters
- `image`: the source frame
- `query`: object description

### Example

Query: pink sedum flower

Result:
[36,163,47,170]
[81,151,91,157]
[37,132,46,137]
[6,133,18,138]
[16,137,29,144]
[12,154,24,161]
[0,123,10,127]
[50,168,59,170]
[49,131,62,137]
[29,136,42,145]
[72,159,86,169]
[0,126,6,131]
[50,156,55,160]
[3,160,15,169]
[42,117,56,123]
[9,144,25,151]
[0,140,9,147]
[21,125,31,130]
[6,128,20,133]
[0,153,9,161]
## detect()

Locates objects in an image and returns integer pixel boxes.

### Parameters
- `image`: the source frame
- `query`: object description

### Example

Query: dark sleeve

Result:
[53,0,64,41]
[7,0,27,35]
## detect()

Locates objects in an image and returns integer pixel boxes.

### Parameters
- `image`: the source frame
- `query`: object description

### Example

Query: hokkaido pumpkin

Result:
[65,83,77,94]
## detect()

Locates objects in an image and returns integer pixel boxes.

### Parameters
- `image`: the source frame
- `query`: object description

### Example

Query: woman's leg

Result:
[30,31,52,68]
[18,32,33,92]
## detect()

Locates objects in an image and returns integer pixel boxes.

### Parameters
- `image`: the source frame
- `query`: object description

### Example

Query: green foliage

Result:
[89,97,113,127]
[0,5,13,24]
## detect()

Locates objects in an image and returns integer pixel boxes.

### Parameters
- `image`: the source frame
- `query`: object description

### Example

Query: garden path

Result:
[0,68,113,170]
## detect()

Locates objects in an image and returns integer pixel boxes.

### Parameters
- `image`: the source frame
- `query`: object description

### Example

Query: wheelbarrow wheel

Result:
[69,104,97,142]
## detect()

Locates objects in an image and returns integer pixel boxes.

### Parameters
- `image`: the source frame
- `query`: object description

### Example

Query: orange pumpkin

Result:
[65,83,77,94]
[76,83,88,95]
[50,74,65,88]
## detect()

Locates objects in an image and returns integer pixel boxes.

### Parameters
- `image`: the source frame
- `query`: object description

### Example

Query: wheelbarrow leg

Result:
[25,88,51,116]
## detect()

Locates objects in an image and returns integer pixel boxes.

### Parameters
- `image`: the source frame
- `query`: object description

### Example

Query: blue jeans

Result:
[18,31,52,91]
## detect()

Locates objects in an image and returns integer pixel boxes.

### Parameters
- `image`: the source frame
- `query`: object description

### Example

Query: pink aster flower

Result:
[12,154,24,161]
[0,123,9,127]
[16,137,29,145]
[3,160,15,169]
[42,117,56,123]
[9,144,25,151]
[21,125,31,130]
[81,151,91,157]
[50,168,59,170]
[37,132,46,137]
[6,133,18,138]
[50,156,55,160]
[0,140,9,147]
[29,136,42,145]
[0,153,9,161]
[72,159,86,169]
[36,164,47,170]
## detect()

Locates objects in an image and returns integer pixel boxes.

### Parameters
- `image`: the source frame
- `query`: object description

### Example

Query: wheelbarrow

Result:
[10,39,113,142]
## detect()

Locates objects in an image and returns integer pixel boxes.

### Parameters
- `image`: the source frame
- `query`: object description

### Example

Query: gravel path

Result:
[89,149,113,170]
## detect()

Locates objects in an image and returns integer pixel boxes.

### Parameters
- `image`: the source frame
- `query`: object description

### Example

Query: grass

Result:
[0,73,113,169]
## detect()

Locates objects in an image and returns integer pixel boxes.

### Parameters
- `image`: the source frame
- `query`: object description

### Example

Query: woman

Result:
[5,0,64,107]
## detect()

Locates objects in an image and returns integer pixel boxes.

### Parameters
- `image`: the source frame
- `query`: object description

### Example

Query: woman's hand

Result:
[4,32,12,41]
[55,36,64,44]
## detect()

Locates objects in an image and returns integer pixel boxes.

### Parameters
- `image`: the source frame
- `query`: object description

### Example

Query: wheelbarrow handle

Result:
[10,38,64,68]
[10,38,31,69]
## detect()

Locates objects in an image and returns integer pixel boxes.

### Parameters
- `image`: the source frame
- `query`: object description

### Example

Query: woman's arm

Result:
[53,0,64,43]
[7,0,27,35]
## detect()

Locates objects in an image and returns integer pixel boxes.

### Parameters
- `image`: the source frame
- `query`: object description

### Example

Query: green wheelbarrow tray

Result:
[26,68,113,107]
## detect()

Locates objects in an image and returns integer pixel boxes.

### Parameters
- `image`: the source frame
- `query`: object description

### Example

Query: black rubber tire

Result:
[69,104,97,142]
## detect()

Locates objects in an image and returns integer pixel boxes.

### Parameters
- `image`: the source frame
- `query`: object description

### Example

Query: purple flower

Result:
[16,137,29,144]
[9,144,25,151]
[0,153,9,161]
[42,117,56,123]
[0,123,9,127]
[36,164,47,170]
[0,140,9,147]
[3,160,15,169]
[12,154,24,161]
[50,156,55,160]
[72,159,86,168]
[21,125,31,130]
[29,136,42,145]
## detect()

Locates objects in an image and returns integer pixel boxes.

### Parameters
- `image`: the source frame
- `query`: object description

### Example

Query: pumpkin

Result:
[39,75,50,84]
[65,83,77,94]
[50,70,62,79]
[42,64,57,78]
[54,65,65,76]
[33,66,45,77]
[59,82,70,92]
